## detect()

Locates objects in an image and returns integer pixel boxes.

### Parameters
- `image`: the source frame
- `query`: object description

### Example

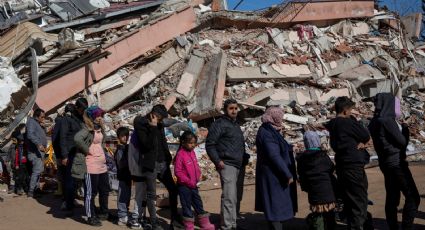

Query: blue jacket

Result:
[255,122,297,221]
[26,117,47,156]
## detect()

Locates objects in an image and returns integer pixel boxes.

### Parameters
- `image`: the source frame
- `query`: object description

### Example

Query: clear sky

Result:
[227,0,422,16]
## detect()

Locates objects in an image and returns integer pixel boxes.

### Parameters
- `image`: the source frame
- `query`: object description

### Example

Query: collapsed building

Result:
[1,0,425,180]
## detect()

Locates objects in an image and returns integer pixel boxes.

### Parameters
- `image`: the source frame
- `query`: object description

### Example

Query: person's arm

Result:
[174,153,192,188]
[351,120,371,144]
[382,119,408,147]
[59,119,70,159]
[261,131,293,182]
[74,129,90,155]
[14,149,19,169]
[194,153,202,183]
[206,121,223,166]
[134,117,156,155]
[26,119,42,147]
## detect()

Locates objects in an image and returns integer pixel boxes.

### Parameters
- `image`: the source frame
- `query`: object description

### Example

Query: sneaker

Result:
[17,189,24,196]
[98,213,109,221]
[27,191,38,198]
[128,219,142,229]
[117,217,128,227]
[87,217,102,227]
[151,225,163,230]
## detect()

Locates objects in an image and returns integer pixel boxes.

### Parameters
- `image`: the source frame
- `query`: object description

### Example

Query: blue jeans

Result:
[178,185,205,218]
[27,152,44,193]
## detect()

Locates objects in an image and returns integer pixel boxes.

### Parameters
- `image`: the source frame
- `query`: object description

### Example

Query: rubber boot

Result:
[183,217,195,230]
[197,213,215,230]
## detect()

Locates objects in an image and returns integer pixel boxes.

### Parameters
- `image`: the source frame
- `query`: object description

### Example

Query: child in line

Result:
[11,124,29,195]
[74,106,110,227]
[115,127,142,229]
[174,131,215,230]
[297,130,336,230]
[325,97,371,230]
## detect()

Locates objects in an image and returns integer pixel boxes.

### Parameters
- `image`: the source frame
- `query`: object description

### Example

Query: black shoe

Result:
[8,186,14,194]
[171,219,184,230]
[87,217,102,226]
[64,208,74,217]
[97,213,108,221]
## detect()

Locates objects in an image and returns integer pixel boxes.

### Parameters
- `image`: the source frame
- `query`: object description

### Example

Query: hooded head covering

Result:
[85,106,105,121]
[261,106,283,130]
[303,131,321,150]
[374,93,396,118]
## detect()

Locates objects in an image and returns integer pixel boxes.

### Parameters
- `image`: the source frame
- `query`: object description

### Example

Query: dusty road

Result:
[1,163,425,230]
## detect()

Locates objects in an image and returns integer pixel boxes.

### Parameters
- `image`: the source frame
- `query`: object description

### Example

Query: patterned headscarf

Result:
[85,105,105,121]
[261,106,284,130]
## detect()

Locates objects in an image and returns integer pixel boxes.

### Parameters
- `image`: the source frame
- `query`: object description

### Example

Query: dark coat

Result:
[206,115,246,169]
[368,93,409,168]
[133,116,172,171]
[58,114,83,159]
[296,149,336,205]
[255,122,297,222]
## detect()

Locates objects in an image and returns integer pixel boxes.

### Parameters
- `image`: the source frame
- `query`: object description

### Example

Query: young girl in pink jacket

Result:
[174,131,215,230]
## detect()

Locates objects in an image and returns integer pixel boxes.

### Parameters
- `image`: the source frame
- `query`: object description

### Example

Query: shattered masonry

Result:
[2,0,425,181]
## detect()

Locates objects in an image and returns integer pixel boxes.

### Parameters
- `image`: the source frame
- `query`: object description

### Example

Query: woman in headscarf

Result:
[74,106,109,227]
[255,106,297,230]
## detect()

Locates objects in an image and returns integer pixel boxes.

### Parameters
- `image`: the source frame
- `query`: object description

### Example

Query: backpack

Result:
[128,131,143,177]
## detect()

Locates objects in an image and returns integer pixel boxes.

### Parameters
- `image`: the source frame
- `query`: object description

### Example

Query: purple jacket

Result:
[174,148,201,189]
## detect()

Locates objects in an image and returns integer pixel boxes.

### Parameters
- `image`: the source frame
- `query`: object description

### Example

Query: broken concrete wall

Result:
[35,6,197,112]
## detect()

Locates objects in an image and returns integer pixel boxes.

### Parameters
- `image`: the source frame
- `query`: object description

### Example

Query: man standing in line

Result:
[26,108,48,198]
[59,98,87,215]
[206,99,248,230]
[133,104,181,230]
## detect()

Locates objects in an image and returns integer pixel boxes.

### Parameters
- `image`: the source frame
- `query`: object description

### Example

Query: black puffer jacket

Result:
[206,116,246,169]
[296,149,336,205]
[368,93,409,168]
[134,116,172,171]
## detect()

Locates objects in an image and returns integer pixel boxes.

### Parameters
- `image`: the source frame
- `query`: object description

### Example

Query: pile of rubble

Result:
[1,0,425,180]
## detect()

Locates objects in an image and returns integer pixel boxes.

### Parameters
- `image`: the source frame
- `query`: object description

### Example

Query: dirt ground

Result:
[1,163,425,230]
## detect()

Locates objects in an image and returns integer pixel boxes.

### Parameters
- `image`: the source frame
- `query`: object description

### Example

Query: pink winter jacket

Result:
[174,148,201,189]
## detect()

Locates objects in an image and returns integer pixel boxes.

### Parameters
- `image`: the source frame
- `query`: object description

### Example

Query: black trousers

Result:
[336,167,368,230]
[144,162,178,224]
[84,173,110,218]
[382,163,420,230]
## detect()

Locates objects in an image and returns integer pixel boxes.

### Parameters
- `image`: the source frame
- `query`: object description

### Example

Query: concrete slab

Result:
[176,55,205,99]
[227,66,311,82]
[100,48,181,111]
[339,64,386,88]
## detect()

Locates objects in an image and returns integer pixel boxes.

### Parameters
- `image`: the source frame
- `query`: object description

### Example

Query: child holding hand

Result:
[174,131,215,230]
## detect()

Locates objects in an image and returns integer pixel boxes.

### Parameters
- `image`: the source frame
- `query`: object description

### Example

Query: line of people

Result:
[0,94,421,230]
